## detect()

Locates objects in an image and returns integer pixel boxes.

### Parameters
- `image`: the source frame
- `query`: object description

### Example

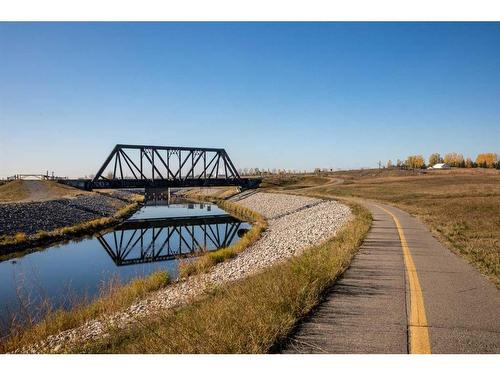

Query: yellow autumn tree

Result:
[428,153,443,166]
[444,152,464,167]
[476,153,498,168]
[406,155,426,169]
[465,157,474,168]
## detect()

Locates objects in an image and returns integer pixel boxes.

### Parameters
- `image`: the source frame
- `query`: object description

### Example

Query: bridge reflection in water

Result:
[97,215,248,266]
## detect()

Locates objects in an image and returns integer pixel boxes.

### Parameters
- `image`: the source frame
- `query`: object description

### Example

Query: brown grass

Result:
[182,187,240,199]
[260,175,330,189]
[69,201,371,353]
[1,189,370,353]
[0,180,92,203]
[0,180,30,202]
[0,191,270,353]
[0,271,169,353]
[267,169,500,287]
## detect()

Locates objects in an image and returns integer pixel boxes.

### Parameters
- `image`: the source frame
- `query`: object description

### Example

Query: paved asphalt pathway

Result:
[283,201,500,354]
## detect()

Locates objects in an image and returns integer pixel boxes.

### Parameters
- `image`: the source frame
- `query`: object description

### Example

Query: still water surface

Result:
[0,200,249,327]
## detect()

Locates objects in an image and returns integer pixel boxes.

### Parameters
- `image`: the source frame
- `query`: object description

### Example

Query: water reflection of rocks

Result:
[97,216,248,266]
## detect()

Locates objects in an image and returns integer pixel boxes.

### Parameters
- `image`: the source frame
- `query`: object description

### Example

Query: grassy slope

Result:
[0,180,91,203]
[74,201,371,353]
[0,201,141,257]
[0,180,30,202]
[1,271,169,353]
[260,175,330,189]
[2,191,371,353]
[0,183,145,258]
[0,193,266,352]
[270,169,500,287]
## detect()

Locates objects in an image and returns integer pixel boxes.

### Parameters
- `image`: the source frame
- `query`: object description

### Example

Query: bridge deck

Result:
[58,178,260,190]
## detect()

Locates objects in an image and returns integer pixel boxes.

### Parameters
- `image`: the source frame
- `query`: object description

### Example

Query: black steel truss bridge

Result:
[97,215,247,266]
[62,144,259,190]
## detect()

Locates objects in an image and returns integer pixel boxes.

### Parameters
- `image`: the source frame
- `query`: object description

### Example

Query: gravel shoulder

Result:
[0,192,134,237]
[19,192,351,353]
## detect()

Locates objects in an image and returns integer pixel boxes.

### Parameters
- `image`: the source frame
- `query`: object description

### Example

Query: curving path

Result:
[283,200,500,354]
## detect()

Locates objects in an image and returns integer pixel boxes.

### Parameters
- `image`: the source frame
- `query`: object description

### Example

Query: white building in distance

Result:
[428,163,450,169]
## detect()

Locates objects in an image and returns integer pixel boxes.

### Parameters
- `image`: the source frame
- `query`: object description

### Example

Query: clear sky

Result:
[1,22,499,177]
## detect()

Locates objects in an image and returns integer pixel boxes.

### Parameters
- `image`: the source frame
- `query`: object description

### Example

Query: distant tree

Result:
[106,171,114,179]
[386,160,393,169]
[476,153,498,168]
[314,168,321,174]
[465,157,475,168]
[444,152,464,167]
[406,155,426,169]
[428,153,443,166]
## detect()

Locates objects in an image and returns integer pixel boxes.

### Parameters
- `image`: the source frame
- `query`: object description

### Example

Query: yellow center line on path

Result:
[375,204,432,354]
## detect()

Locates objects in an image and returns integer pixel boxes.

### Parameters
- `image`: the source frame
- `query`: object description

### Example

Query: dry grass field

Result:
[0,180,90,203]
[0,180,30,202]
[266,168,500,287]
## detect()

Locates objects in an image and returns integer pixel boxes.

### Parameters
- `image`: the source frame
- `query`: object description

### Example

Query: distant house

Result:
[428,163,450,169]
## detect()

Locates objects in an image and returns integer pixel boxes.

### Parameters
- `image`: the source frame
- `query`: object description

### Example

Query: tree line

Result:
[386,152,499,169]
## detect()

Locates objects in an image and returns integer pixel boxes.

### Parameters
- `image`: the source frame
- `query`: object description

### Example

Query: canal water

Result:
[0,199,249,330]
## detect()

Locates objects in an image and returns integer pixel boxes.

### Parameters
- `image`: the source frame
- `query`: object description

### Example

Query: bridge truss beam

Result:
[91,144,248,189]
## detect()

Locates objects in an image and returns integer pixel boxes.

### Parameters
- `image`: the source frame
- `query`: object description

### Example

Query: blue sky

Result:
[1,22,499,177]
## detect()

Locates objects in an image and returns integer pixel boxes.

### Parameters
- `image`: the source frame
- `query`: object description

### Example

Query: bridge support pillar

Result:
[145,187,170,203]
